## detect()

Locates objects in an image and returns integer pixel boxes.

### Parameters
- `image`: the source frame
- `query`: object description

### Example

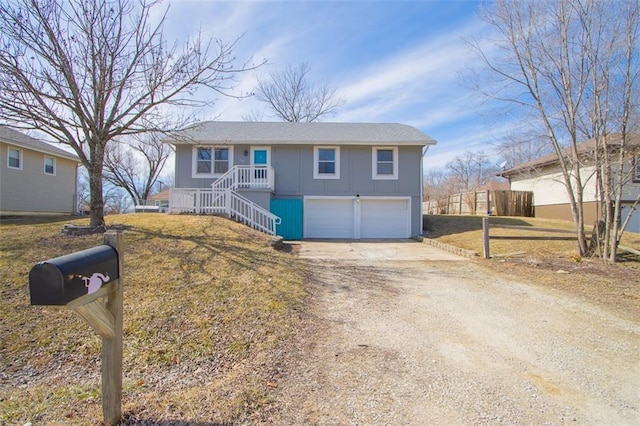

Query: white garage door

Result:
[305,198,354,238]
[361,199,410,238]
[304,197,411,239]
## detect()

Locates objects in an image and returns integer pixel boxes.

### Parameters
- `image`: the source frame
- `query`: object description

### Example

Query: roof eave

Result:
[165,139,436,146]
[2,139,80,163]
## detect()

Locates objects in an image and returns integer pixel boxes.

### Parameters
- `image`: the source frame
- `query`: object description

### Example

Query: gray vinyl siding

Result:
[0,142,78,213]
[272,145,421,196]
[236,189,272,211]
[175,144,424,236]
[176,144,422,196]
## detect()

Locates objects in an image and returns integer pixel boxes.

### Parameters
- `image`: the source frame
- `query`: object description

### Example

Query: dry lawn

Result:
[424,215,640,322]
[2,213,638,424]
[0,214,306,424]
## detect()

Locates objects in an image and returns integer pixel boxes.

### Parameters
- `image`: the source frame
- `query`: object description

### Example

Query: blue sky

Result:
[160,0,506,170]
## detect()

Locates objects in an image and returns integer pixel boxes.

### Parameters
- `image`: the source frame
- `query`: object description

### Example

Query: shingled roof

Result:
[499,133,640,177]
[165,121,436,146]
[0,126,80,162]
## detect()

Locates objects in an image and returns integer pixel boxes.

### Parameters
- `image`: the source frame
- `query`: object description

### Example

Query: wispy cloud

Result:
[160,1,514,170]
[335,18,491,124]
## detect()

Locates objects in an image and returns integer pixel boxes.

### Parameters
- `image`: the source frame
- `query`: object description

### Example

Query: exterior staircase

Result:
[168,165,281,235]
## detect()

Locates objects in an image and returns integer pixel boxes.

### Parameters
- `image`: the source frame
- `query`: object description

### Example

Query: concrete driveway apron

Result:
[298,239,465,263]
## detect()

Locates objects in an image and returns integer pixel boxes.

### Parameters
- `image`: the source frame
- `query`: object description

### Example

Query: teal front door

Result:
[252,148,269,180]
[253,149,267,165]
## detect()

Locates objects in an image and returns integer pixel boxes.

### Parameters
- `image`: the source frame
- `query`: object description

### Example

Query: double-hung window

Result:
[44,156,56,175]
[314,146,340,179]
[7,146,22,170]
[193,146,232,177]
[372,147,398,180]
[634,154,640,183]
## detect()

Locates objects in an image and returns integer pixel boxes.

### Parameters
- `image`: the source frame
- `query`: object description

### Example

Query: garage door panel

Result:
[361,199,409,238]
[305,199,354,238]
[305,197,410,239]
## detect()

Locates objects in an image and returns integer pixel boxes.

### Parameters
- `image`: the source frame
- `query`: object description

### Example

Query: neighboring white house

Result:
[164,121,437,239]
[499,134,640,233]
[0,126,81,214]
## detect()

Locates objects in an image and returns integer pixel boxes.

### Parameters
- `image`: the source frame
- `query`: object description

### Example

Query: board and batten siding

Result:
[176,144,422,195]
[271,144,423,237]
[0,142,78,213]
[175,143,424,236]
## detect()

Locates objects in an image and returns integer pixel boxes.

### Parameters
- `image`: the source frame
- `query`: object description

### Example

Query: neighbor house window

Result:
[634,154,640,182]
[44,156,56,175]
[313,146,340,179]
[7,146,22,170]
[372,147,398,179]
[193,146,232,177]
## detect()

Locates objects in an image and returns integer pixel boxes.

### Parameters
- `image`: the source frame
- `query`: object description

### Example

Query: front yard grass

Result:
[424,214,640,259]
[424,214,640,323]
[0,214,306,424]
[3,213,638,423]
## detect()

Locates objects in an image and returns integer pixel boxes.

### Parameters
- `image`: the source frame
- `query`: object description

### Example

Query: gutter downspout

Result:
[420,145,431,236]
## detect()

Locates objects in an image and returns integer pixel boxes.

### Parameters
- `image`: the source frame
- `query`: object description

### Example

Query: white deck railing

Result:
[229,191,281,235]
[213,165,275,192]
[168,188,225,215]
[168,165,280,235]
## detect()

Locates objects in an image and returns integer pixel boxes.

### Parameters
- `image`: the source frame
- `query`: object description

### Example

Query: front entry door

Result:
[253,149,268,165]
[251,147,270,181]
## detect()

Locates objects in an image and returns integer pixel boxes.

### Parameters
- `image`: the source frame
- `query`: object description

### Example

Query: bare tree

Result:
[104,185,132,215]
[423,168,452,201]
[76,168,90,215]
[253,62,345,122]
[0,0,261,229]
[472,0,640,258]
[445,151,499,192]
[103,134,173,206]
[578,0,640,260]
[492,131,551,169]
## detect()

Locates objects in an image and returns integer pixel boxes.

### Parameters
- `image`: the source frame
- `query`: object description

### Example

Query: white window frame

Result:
[372,146,398,180]
[7,146,22,170]
[44,156,56,176]
[192,146,234,178]
[313,146,340,179]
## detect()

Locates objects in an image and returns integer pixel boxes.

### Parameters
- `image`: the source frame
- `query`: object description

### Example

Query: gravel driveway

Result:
[268,240,639,425]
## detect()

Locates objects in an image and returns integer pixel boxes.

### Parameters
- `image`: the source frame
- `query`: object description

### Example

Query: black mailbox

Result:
[29,245,119,306]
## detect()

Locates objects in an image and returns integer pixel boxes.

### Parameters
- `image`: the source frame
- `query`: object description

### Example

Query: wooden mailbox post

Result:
[28,230,124,425]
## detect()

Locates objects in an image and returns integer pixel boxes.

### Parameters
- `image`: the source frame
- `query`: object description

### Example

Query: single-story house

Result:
[148,189,170,209]
[498,134,640,233]
[0,126,81,214]
[164,121,436,239]
[135,189,170,213]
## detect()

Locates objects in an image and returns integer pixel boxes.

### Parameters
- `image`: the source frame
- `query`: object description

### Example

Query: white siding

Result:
[510,166,599,206]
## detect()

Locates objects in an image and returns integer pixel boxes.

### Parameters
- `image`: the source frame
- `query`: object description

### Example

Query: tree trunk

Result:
[589,220,605,257]
[567,164,589,257]
[89,145,106,230]
[609,200,620,263]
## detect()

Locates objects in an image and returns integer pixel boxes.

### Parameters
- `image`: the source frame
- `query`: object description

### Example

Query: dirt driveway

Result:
[268,240,640,425]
